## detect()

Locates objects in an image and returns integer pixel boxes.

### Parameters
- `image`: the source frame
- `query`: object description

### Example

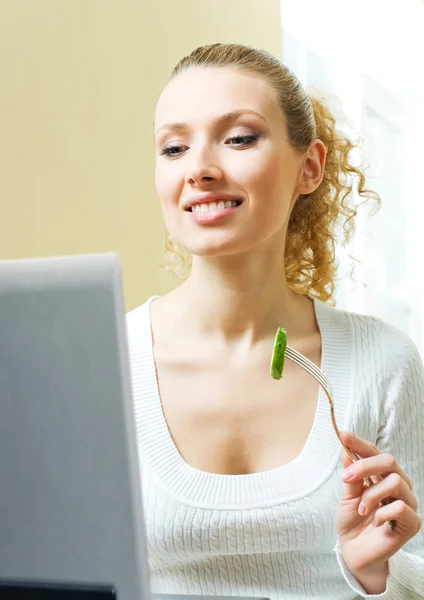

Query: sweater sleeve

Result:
[334,323,424,599]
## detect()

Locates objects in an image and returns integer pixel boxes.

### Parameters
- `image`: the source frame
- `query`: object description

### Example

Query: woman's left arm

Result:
[334,329,424,598]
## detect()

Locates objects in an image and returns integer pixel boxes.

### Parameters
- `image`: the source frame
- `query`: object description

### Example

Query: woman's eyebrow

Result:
[154,109,267,136]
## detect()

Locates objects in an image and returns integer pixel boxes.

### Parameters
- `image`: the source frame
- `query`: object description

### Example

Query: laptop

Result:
[0,253,267,600]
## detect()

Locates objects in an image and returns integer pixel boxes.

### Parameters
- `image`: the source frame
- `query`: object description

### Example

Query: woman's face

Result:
[154,66,315,258]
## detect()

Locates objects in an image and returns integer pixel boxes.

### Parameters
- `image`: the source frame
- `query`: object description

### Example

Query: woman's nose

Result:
[185,152,223,185]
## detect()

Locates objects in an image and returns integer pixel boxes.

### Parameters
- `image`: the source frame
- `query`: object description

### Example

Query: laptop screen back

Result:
[0,253,150,600]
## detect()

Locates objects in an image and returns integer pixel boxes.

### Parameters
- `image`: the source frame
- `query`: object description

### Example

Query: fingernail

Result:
[342,467,356,481]
[358,501,367,516]
[341,432,354,440]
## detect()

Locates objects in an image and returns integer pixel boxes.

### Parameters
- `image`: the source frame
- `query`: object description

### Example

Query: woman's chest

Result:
[155,355,321,476]
[140,471,341,569]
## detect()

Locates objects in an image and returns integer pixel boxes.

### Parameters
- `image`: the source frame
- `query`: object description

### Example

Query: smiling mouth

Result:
[187,200,242,212]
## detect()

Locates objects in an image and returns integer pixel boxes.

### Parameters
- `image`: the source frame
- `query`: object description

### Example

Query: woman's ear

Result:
[296,139,327,195]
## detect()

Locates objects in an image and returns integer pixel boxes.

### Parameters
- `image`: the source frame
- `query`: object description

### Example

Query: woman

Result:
[126,43,424,599]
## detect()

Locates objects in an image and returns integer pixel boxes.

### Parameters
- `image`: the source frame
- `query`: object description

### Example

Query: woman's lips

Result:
[187,200,243,223]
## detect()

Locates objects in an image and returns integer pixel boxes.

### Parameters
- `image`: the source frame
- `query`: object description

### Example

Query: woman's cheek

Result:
[156,170,179,208]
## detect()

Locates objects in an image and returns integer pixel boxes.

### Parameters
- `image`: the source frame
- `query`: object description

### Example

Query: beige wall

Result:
[0,0,282,310]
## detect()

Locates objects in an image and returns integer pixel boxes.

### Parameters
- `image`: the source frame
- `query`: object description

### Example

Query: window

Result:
[282,0,424,356]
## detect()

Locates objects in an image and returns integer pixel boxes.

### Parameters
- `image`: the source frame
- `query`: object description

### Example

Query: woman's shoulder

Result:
[321,299,423,378]
[125,296,158,347]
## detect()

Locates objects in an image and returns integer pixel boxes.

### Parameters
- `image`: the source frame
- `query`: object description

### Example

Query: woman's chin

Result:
[175,234,241,259]
[188,244,252,261]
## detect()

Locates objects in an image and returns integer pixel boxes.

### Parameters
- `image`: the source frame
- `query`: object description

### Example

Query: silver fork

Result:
[285,345,396,530]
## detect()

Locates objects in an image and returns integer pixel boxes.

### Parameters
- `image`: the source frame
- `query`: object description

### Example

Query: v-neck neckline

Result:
[134,295,355,508]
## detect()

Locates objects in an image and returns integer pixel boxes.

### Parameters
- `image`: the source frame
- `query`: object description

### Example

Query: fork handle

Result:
[328,397,396,530]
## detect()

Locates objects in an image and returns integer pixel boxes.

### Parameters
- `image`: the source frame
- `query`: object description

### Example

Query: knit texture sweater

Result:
[126,296,424,599]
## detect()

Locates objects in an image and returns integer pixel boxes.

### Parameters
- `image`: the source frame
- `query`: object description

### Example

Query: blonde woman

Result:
[126,44,424,599]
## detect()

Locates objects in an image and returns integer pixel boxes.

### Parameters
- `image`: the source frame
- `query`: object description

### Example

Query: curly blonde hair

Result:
[161,43,380,303]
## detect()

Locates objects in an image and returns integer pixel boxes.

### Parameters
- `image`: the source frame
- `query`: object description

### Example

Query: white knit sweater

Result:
[126,296,424,600]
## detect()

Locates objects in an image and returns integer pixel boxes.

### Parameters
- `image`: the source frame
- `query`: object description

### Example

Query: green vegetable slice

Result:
[270,327,287,380]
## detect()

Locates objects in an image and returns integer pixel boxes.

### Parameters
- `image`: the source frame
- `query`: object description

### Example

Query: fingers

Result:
[343,452,411,486]
[340,432,412,490]
[340,432,380,459]
[358,472,418,517]
[373,499,422,536]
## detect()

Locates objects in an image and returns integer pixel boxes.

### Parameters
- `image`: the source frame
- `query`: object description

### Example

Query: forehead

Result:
[154,67,280,133]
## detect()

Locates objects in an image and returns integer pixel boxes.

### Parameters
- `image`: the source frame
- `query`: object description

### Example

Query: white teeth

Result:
[192,200,240,213]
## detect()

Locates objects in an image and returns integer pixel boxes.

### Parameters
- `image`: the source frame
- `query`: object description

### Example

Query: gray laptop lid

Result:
[0,253,150,600]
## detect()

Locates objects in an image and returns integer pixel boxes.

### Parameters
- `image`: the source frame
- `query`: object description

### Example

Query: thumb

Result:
[340,447,365,501]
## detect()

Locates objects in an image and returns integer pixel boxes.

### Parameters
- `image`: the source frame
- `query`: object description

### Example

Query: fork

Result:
[285,345,396,530]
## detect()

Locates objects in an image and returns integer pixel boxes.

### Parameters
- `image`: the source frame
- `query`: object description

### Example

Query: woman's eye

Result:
[159,133,260,158]
[226,133,260,147]
[160,145,186,157]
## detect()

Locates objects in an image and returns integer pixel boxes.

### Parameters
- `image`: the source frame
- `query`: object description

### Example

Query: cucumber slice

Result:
[270,327,287,380]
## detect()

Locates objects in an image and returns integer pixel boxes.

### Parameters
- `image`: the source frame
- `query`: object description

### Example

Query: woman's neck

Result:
[163,251,318,349]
